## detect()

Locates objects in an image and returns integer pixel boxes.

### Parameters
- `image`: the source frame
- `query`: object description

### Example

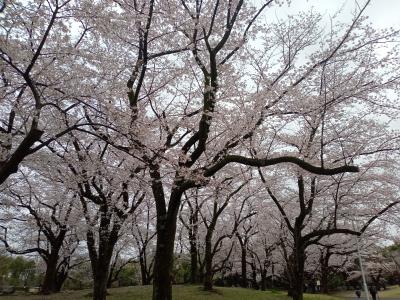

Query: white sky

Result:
[271,0,400,129]
[279,0,400,29]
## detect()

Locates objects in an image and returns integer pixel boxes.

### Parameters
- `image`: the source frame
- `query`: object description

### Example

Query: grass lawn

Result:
[331,285,400,299]
[0,285,343,300]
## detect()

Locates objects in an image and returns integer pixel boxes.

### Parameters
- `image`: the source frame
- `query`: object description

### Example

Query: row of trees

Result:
[1,167,398,296]
[1,0,399,300]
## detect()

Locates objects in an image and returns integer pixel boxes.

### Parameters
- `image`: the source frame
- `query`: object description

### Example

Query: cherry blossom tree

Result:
[198,177,255,290]
[3,1,400,300]
[74,2,359,298]
[235,208,259,288]
[63,134,146,300]
[0,170,81,294]
[179,190,203,284]
[0,0,88,184]
[257,133,399,300]
[131,197,157,286]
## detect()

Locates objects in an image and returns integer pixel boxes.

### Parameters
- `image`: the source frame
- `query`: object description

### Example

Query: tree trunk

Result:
[92,245,114,300]
[152,216,176,300]
[56,272,68,292]
[320,250,331,294]
[187,206,199,284]
[260,271,266,291]
[321,270,329,294]
[240,247,247,288]
[203,232,213,291]
[288,245,306,300]
[250,261,257,289]
[86,222,118,300]
[198,260,205,283]
[41,253,59,294]
[190,241,198,284]
[140,253,151,285]
[93,270,109,300]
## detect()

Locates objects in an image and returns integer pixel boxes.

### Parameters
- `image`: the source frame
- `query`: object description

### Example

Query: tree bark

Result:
[240,247,247,288]
[250,261,257,289]
[189,239,198,284]
[203,230,214,291]
[152,186,183,300]
[320,250,331,294]
[152,217,176,300]
[90,248,113,300]
[93,269,109,300]
[260,271,267,291]
[321,269,329,294]
[86,211,119,300]
[189,210,199,284]
[140,252,151,285]
[0,128,43,184]
[41,252,60,294]
[288,243,306,300]
[56,270,68,292]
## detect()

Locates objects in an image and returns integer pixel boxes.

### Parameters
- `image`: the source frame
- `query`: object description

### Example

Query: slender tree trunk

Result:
[198,260,205,283]
[190,240,198,284]
[140,253,151,285]
[320,250,331,294]
[260,271,267,291]
[240,247,247,288]
[55,268,69,292]
[321,270,329,294]
[189,221,198,284]
[203,231,214,291]
[250,261,257,289]
[106,276,113,289]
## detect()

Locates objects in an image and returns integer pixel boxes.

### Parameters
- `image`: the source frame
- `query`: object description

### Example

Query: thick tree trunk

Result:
[288,246,306,300]
[41,253,59,294]
[93,270,109,300]
[152,185,185,300]
[91,254,113,300]
[152,217,176,300]
[86,219,118,300]
[91,246,114,300]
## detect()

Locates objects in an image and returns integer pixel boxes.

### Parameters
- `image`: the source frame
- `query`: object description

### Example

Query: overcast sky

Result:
[274,0,400,29]
[269,0,400,129]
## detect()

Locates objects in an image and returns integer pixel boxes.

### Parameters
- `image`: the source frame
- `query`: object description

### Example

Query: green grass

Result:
[0,285,343,300]
[379,285,400,298]
[331,285,400,299]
